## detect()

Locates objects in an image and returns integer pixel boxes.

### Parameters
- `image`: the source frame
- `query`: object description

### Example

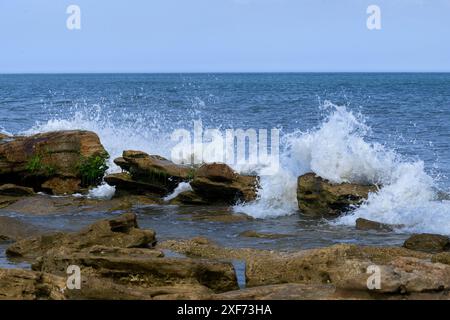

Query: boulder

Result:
[297,173,377,216]
[403,233,450,253]
[113,150,193,194]
[355,218,395,232]
[0,216,43,242]
[190,163,258,204]
[0,269,66,300]
[0,130,108,195]
[6,212,156,260]
[0,184,34,197]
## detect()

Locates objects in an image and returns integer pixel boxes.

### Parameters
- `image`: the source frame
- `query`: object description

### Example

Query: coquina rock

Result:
[33,245,239,296]
[403,233,450,253]
[297,173,377,216]
[6,212,156,260]
[108,150,194,195]
[190,163,258,204]
[0,268,66,300]
[0,130,108,195]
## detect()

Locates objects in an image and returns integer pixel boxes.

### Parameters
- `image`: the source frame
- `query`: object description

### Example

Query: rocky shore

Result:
[1,130,449,300]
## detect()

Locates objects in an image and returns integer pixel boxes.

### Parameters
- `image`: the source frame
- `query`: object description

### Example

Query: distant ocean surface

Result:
[1,73,450,239]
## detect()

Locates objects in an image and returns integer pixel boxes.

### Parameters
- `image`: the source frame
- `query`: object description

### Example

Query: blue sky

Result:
[1,0,449,72]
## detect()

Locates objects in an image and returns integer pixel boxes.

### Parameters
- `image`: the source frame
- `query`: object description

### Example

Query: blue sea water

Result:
[1,73,450,264]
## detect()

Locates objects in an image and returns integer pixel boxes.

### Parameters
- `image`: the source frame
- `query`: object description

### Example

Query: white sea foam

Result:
[20,101,450,234]
[163,182,193,202]
[87,183,116,200]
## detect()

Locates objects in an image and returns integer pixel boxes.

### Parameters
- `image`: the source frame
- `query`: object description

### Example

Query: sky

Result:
[0,0,449,73]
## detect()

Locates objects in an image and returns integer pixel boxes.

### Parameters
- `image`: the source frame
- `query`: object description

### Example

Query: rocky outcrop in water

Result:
[190,163,258,205]
[403,233,450,253]
[106,150,193,196]
[297,173,377,216]
[355,218,396,232]
[0,130,108,195]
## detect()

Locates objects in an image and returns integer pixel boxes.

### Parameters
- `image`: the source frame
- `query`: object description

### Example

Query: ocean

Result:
[1,73,450,264]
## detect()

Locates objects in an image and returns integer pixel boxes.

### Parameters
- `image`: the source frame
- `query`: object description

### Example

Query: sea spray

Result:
[18,100,450,234]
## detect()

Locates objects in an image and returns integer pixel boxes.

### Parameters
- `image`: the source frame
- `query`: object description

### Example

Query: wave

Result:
[20,100,450,235]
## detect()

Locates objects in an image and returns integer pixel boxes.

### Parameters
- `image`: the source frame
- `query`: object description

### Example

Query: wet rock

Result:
[33,245,239,294]
[0,216,43,242]
[6,212,156,260]
[0,184,34,197]
[239,230,291,239]
[0,130,108,195]
[104,172,166,196]
[113,150,193,194]
[0,268,66,300]
[190,163,258,204]
[297,173,377,216]
[168,191,209,205]
[355,218,395,232]
[403,233,450,253]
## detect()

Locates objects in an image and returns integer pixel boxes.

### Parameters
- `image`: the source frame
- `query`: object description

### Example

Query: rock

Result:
[104,172,166,197]
[245,244,430,287]
[297,173,377,216]
[403,233,450,253]
[0,184,34,197]
[338,256,450,294]
[6,212,156,260]
[168,191,209,205]
[0,130,108,195]
[239,230,291,239]
[432,252,450,265]
[214,283,336,300]
[33,245,239,294]
[0,268,66,300]
[190,163,258,204]
[355,218,395,232]
[0,216,43,242]
[114,150,193,194]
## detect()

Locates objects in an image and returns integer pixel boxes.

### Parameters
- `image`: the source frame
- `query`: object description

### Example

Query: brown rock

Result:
[6,212,156,260]
[104,172,166,196]
[214,283,336,300]
[297,173,377,216]
[115,150,193,193]
[168,191,209,205]
[190,163,258,204]
[403,233,450,253]
[0,130,108,195]
[0,184,34,197]
[33,245,238,294]
[245,244,430,287]
[355,218,395,232]
[0,269,66,300]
